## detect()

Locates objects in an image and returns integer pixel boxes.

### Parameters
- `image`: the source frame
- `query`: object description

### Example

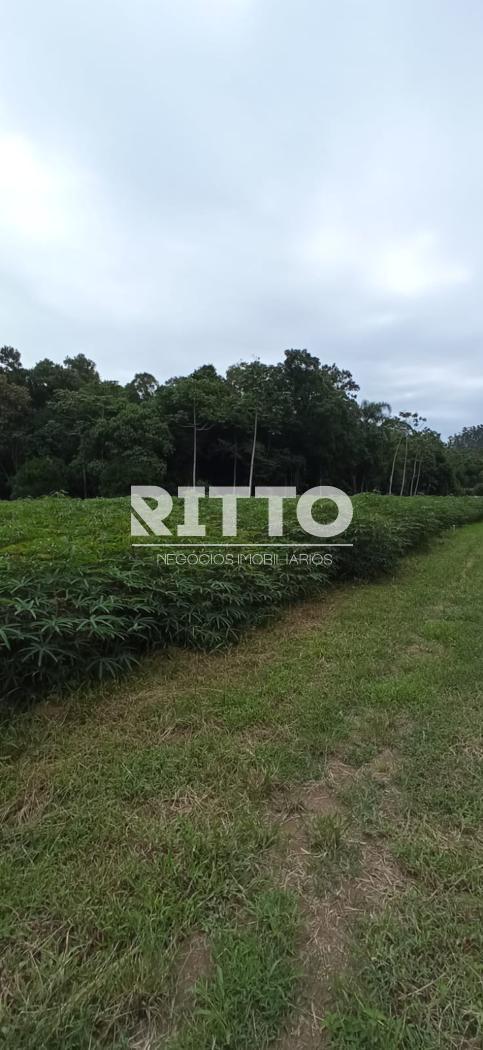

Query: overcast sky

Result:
[1,0,482,436]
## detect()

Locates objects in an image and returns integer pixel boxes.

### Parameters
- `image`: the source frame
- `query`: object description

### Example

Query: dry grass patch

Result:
[0,777,53,827]
[172,932,213,1014]
[268,771,408,1050]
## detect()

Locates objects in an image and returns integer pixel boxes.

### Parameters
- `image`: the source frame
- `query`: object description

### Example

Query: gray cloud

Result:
[1,0,483,435]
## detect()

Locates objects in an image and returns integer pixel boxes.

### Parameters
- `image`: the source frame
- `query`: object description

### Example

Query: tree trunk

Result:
[400,435,409,496]
[409,456,418,497]
[388,435,403,494]
[192,400,197,487]
[248,407,258,496]
[414,459,422,496]
[233,436,237,489]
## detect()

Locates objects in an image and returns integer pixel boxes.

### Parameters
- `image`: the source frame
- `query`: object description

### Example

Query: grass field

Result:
[1,521,482,1048]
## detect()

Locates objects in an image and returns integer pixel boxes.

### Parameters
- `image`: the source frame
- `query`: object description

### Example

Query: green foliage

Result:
[11,456,68,498]
[1,494,482,703]
[1,344,478,498]
[449,423,483,449]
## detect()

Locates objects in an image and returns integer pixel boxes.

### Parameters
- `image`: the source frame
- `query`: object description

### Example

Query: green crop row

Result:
[1,494,482,704]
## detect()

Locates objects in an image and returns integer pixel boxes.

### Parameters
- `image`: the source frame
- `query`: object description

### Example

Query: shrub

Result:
[1,495,482,704]
[11,457,68,499]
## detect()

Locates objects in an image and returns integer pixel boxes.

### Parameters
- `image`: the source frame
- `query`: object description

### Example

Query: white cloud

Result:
[0,133,192,324]
[0,134,74,240]
[357,311,402,330]
[370,232,471,297]
[304,224,470,302]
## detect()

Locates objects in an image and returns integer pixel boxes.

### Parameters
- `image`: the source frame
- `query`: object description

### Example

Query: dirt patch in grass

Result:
[269,772,408,1049]
[326,746,399,783]
[173,931,213,1011]
[268,781,348,1047]
[324,758,359,786]
[114,933,214,1049]
[404,642,435,657]
[299,782,343,816]
[366,747,398,783]
[128,933,214,1048]
[357,842,407,904]
[152,786,215,817]
[270,779,344,820]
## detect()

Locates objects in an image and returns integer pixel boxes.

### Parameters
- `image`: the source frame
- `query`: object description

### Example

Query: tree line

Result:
[0,345,481,499]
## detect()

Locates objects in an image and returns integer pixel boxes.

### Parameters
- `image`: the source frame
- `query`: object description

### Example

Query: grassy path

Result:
[1,524,482,1048]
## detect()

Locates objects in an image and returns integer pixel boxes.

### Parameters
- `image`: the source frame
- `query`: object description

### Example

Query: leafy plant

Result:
[1,494,482,703]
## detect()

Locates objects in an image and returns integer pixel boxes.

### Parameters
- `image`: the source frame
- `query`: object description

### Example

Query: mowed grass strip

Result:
[1,524,482,1048]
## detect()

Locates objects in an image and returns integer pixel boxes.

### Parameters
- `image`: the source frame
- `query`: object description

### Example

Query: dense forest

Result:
[0,345,482,500]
